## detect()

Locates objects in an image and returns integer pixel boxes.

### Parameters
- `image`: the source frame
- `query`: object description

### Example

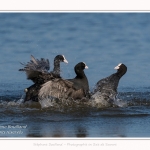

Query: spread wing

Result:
[19,55,50,72]
[38,79,85,100]
[19,55,50,82]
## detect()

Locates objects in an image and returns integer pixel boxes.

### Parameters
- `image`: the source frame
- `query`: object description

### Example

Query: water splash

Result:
[0,94,41,109]
[39,97,59,109]
[91,91,128,108]
[0,91,150,111]
[112,98,128,107]
[0,95,24,107]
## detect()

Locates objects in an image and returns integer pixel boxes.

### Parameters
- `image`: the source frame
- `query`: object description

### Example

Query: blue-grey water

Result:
[0,13,150,137]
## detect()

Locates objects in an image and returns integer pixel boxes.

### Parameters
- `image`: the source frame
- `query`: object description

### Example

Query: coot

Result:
[38,62,90,101]
[92,63,127,106]
[19,54,68,102]
[19,54,68,83]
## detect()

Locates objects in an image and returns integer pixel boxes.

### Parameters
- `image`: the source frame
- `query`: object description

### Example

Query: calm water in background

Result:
[0,13,150,137]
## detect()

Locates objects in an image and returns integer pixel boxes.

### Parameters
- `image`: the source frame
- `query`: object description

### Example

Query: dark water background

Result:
[0,13,150,137]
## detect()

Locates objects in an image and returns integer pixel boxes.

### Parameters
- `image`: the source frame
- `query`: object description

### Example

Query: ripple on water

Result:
[0,91,150,113]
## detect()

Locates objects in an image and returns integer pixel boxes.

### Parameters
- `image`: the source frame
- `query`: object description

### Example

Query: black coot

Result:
[38,62,90,101]
[19,55,68,102]
[19,54,68,83]
[92,63,127,105]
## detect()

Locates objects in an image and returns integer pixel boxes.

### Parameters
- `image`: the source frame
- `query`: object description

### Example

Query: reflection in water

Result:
[52,130,64,137]
[26,133,43,137]
[26,126,88,137]
[98,109,127,137]
[1,92,150,138]
[26,126,43,137]
[75,127,88,137]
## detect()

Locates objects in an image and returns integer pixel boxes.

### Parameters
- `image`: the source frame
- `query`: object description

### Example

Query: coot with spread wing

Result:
[38,62,90,101]
[19,54,68,102]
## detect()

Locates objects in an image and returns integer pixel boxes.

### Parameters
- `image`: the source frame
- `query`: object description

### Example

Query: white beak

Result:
[85,65,88,69]
[64,58,68,63]
[114,63,122,70]
[114,66,120,70]
[62,55,68,63]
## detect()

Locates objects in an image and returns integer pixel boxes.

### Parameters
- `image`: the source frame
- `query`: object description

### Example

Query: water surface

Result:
[0,13,150,137]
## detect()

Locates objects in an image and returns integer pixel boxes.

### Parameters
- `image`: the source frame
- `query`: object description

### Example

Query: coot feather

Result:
[19,54,68,83]
[38,62,90,101]
[20,54,68,102]
[92,63,127,106]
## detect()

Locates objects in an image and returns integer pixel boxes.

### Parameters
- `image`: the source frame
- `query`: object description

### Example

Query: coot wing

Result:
[94,76,110,93]
[38,79,85,100]
[19,55,50,82]
[24,55,50,72]
[94,74,119,93]
[19,55,50,72]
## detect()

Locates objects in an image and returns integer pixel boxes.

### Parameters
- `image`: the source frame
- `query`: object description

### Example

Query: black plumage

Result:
[38,62,90,101]
[19,55,68,83]
[92,63,127,105]
[19,55,68,102]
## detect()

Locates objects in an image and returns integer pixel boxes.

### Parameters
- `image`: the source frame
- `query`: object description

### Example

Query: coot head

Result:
[74,62,88,78]
[52,55,68,78]
[114,63,127,78]
[54,55,68,64]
